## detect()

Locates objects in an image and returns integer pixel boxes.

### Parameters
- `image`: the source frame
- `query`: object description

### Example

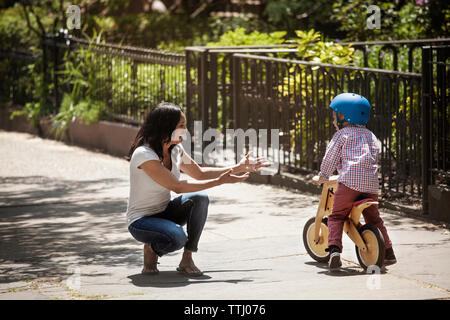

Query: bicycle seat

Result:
[353,198,376,207]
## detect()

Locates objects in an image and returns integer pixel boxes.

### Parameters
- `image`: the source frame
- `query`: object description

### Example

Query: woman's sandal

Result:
[176,265,203,277]
[141,262,159,275]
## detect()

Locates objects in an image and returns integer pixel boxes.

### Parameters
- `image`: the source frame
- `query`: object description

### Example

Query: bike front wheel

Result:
[303,217,330,263]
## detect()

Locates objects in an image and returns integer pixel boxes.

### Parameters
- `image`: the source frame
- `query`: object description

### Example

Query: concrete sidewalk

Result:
[0,130,449,300]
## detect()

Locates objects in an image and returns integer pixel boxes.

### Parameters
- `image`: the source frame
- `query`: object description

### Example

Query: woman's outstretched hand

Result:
[218,169,250,184]
[236,151,271,174]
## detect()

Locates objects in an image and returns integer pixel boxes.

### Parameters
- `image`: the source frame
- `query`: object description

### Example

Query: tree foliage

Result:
[331,0,448,41]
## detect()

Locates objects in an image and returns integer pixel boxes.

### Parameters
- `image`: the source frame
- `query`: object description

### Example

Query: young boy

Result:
[312,93,397,270]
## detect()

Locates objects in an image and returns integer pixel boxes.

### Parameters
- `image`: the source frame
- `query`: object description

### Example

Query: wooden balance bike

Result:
[303,176,385,270]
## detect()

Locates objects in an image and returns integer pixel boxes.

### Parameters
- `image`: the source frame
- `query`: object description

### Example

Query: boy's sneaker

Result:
[384,247,397,266]
[327,245,342,270]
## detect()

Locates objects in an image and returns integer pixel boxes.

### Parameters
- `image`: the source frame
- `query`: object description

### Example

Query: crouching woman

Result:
[126,102,269,276]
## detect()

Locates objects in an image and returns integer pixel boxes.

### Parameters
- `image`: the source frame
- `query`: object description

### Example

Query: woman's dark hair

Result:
[126,102,182,161]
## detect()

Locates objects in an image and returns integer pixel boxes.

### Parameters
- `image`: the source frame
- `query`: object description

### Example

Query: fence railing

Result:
[42,32,186,125]
[340,38,450,73]
[185,39,449,131]
[231,54,423,200]
[185,45,299,134]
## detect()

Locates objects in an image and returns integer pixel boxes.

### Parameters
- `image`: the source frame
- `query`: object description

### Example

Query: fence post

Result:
[421,46,432,215]
[232,54,242,164]
[185,49,193,132]
[209,52,218,129]
[232,54,241,130]
[41,34,49,104]
[107,55,113,117]
[53,30,68,115]
[131,61,138,119]
[199,50,208,133]
[54,32,61,114]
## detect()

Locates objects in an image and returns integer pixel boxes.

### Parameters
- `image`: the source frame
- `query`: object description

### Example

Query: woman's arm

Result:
[179,150,239,180]
[180,151,271,180]
[139,160,249,193]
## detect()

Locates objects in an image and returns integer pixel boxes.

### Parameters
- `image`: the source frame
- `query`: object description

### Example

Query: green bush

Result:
[331,0,431,41]
[263,0,338,38]
[51,93,105,136]
[54,32,107,129]
[0,6,37,48]
[280,29,358,97]
[9,53,53,129]
[289,29,356,66]
[206,27,286,47]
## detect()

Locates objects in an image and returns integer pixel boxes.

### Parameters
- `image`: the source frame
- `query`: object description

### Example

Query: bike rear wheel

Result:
[355,224,385,270]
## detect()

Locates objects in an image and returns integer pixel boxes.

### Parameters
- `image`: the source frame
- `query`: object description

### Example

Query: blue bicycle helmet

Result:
[329,93,371,128]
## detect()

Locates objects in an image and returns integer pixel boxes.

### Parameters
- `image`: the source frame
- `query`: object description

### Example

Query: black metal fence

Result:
[231,54,423,200]
[185,39,450,133]
[185,45,299,134]
[185,40,450,212]
[1,32,186,125]
[340,38,450,73]
[43,32,186,125]
[1,36,449,214]
[422,45,450,213]
[0,48,38,105]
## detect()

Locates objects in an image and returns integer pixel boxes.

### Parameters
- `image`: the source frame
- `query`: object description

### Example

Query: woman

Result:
[126,102,269,276]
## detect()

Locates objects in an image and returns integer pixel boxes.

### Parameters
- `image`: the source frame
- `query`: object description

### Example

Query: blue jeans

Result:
[128,192,209,257]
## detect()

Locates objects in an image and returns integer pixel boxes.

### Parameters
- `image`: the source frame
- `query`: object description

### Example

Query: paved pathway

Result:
[0,130,449,300]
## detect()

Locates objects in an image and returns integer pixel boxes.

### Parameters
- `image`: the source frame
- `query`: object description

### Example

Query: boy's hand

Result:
[312,175,327,185]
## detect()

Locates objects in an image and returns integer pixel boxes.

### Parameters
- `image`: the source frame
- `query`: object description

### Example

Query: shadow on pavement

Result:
[0,175,139,284]
[0,175,125,206]
[128,271,253,288]
[304,261,388,277]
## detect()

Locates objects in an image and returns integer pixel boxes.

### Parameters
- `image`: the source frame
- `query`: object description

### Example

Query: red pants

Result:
[328,183,392,252]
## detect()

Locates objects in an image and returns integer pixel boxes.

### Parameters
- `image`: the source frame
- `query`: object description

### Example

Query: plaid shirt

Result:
[319,125,380,194]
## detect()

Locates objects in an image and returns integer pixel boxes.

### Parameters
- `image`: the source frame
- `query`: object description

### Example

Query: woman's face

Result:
[177,112,187,130]
[169,112,187,144]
